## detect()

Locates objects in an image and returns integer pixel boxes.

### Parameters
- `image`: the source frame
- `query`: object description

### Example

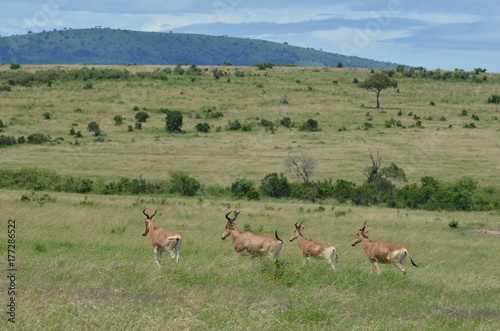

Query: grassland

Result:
[0,65,499,330]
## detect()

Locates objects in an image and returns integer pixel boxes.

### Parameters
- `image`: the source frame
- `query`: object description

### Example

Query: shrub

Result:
[0,135,17,147]
[27,133,50,144]
[165,110,183,132]
[487,94,500,104]
[300,119,319,131]
[87,121,100,133]
[169,171,200,196]
[0,84,11,91]
[135,111,149,123]
[114,115,124,125]
[280,117,292,128]
[448,219,459,228]
[195,122,211,133]
[241,123,253,131]
[227,120,241,131]
[231,178,255,198]
[253,62,273,70]
[260,173,290,198]
[332,179,357,203]
[42,112,52,120]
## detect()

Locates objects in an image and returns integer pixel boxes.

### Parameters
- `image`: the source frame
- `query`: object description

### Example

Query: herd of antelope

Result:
[141,209,418,275]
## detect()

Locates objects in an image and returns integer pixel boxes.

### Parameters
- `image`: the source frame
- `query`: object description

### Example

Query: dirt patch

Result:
[470,229,500,235]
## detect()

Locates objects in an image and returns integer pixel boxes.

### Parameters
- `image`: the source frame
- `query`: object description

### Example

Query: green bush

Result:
[165,110,183,132]
[231,178,255,198]
[135,111,149,123]
[280,117,292,128]
[195,122,211,133]
[260,173,290,198]
[0,135,17,147]
[114,115,124,125]
[0,168,60,191]
[27,133,51,144]
[227,120,242,131]
[87,121,100,133]
[300,119,319,131]
[487,95,500,104]
[332,179,357,203]
[169,171,200,196]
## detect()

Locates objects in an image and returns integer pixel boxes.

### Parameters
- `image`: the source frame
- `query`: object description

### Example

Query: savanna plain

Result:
[0,64,499,330]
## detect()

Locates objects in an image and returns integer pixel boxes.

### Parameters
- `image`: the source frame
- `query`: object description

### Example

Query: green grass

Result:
[1,191,499,330]
[0,65,499,329]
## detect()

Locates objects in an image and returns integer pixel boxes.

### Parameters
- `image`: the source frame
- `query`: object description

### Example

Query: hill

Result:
[0,28,401,68]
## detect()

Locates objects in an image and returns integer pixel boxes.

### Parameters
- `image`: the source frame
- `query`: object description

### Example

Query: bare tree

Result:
[284,153,317,182]
[361,150,407,183]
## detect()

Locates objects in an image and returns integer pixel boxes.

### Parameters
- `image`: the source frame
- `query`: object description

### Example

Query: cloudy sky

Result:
[2,0,499,72]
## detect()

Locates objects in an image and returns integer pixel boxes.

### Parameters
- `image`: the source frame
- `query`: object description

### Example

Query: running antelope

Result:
[142,209,182,268]
[289,222,337,270]
[351,221,417,275]
[221,211,283,265]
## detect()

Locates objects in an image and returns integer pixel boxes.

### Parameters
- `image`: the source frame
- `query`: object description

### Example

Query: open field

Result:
[1,65,499,186]
[1,65,499,329]
[1,191,499,330]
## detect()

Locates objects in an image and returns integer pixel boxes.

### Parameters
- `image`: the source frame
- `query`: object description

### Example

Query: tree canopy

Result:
[359,73,397,108]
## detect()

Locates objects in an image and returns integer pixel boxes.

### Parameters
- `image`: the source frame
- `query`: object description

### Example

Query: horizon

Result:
[1,1,499,72]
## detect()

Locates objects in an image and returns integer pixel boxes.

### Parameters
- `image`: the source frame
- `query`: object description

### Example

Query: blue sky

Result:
[2,0,499,71]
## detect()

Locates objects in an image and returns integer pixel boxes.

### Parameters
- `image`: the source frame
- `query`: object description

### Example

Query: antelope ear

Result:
[364,227,371,234]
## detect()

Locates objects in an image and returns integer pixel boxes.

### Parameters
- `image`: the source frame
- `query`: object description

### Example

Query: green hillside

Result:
[0,28,400,68]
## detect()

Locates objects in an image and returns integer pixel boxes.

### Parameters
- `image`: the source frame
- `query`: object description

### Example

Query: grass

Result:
[0,65,499,329]
[1,190,499,330]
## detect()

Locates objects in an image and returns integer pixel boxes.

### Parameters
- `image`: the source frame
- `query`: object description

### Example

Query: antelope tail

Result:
[275,230,283,243]
[410,256,418,267]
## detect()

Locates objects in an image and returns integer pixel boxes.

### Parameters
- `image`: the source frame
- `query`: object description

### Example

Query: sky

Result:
[1,0,499,72]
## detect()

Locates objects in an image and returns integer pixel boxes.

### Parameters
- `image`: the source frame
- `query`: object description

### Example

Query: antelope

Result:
[221,211,283,265]
[142,209,182,268]
[289,222,337,270]
[351,221,417,275]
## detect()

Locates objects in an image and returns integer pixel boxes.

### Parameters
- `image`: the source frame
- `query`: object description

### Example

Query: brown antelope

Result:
[221,211,283,265]
[351,221,417,275]
[289,222,337,270]
[142,209,182,268]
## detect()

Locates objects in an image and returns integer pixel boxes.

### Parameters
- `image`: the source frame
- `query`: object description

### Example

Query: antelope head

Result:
[289,222,304,242]
[221,211,240,240]
[142,209,157,236]
[351,221,370,246]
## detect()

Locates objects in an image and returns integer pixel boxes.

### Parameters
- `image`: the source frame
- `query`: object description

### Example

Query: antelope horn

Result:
[143,209,150,218]
[361,221,367,231]
[226,211,240,222]
[151,209,157,218]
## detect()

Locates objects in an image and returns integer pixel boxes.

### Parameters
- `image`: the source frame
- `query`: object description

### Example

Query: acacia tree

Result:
[359,73,397,108]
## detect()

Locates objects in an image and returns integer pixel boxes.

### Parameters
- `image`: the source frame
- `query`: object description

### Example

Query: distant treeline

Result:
[0,65,491,89]
[0,167,498,211]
